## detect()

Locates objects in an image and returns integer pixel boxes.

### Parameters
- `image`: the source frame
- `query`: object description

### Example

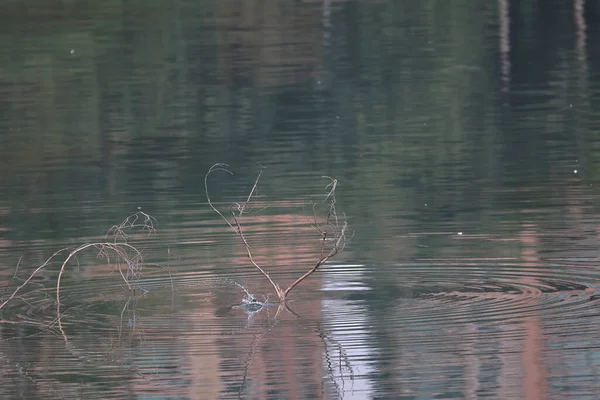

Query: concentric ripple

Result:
[411,263,600,326]
[322,262,600,330]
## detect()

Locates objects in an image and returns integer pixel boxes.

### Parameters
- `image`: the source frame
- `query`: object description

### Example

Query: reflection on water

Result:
[3,0,600,398]
[5,212,600,398]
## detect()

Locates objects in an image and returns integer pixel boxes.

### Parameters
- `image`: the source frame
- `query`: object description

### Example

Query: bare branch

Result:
[205,165,349,303]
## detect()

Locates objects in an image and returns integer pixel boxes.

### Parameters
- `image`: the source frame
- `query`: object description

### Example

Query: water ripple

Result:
[322,262,600,333]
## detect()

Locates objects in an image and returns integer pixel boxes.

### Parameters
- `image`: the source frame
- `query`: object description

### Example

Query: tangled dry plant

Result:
[0,211,156,320]
[205,163,349,303]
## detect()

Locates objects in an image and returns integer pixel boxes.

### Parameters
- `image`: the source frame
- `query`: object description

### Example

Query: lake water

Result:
[2,1,600,399]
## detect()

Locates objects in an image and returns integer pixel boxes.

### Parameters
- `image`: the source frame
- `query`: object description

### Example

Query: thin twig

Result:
[282,177,348,299]
[205,164,284,299]
[240,169,263,217]
[0,249,66,311]
[1,256,22,299]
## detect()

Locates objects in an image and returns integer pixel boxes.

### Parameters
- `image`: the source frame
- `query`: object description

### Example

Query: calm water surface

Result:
[3,1,600,399]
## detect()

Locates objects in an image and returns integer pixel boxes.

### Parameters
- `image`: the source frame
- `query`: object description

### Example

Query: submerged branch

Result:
[1,211,156,320]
